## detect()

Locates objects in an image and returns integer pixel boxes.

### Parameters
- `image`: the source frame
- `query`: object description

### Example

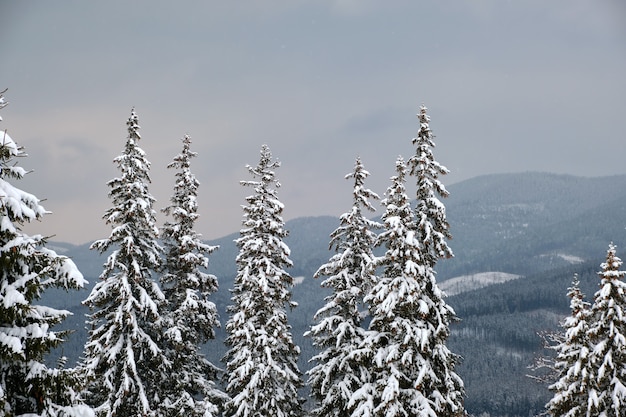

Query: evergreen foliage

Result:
[81,109,168,417]
[306,157,380,417]
[159,134,227,416]
[584,244,626,416]
[545,274,592,417]
[223,144,304,417]
[0,91,91,416]
[359,156,464,417]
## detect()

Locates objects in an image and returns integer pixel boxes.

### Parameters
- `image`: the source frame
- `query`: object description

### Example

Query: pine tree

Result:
[407,105,453,268]
[81,109,167,417]
[306,156,381,417]
[584,244,626,416]
[159,134,226,416]
[359,156,464,417]
[0,90,91,416]
[223,144,304,417]
[546,274,593,417]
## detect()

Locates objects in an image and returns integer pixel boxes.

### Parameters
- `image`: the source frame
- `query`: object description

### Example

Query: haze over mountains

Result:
[44,172,626,417]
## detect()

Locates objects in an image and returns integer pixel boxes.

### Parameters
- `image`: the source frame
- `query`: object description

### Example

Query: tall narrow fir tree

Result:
[399,106,464,415]
[546,274,592,417]
[584,244,626,416]
[0,91,90,416]
[408,105,453,268]
[160,134,226,416]
[81,109,168,417]
[307,157,381,417]
[223,144,304,417]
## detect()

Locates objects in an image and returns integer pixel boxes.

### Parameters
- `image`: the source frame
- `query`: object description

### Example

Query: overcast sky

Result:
[1,1,624,245]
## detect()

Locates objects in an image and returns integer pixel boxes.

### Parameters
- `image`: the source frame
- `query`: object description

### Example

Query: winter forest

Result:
[2,88,626,417]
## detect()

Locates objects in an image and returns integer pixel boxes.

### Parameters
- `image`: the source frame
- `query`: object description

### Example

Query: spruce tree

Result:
[159,134,226,416]
[546,274,593,417]
[360,156,464,417]
[306,156,381,417]
[407,105,453,268]
[223,144,304,417]
[584,244,626,416]
[81,109,167,417]
[0,90,91,416]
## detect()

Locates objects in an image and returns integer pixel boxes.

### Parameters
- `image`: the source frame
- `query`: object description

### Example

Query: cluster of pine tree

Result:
[541,245,626,417]
[0,91,464,417]
[306,106,464,417]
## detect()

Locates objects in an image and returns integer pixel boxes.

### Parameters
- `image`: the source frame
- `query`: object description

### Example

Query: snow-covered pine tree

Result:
[306,156,381,417]
[358,156,464,417]
[583,244,626,416]
[0,90,91,416]
[159,134,226,417]
[81,109,168,417]
[407,105,453,268]
[545,274,593,417]
[223,144,304,417]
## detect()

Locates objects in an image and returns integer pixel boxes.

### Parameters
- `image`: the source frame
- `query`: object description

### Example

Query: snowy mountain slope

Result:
[437,172,626,279]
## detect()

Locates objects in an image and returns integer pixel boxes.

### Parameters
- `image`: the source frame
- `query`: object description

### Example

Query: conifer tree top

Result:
[241,143,280,190]
[598,243,625,281]
[410,105,450,184]
[408,105,453,265]
[567,273,588,317]
[345,156,379,214]
[126,108,141,141]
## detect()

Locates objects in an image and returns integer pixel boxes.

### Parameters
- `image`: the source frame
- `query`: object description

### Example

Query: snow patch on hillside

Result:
[293,276,305,285]
[538,253,585,264]
[556,253,584,264]
[439,272,521,296]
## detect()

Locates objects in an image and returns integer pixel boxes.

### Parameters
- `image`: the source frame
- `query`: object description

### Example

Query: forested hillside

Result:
[440,172,626,278]
[447,261,604,416]
[42,171,626,416]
